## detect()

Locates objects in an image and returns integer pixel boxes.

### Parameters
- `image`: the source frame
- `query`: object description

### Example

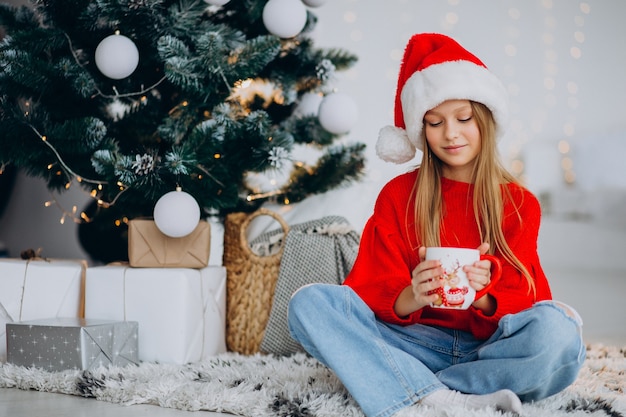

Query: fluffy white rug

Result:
[0,344,624,417]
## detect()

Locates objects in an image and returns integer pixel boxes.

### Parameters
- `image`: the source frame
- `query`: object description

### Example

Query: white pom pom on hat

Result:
[376,126,416,164]
[376,33,509,164]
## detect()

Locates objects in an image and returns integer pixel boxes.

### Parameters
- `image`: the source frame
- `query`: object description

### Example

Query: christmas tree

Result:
[0,0,365,262]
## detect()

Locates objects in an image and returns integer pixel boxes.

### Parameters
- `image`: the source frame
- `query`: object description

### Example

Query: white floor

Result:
[0,388,233,416]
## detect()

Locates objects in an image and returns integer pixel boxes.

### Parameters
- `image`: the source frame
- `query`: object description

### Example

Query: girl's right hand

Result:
[394,246,446,317]
[410,246,445,310]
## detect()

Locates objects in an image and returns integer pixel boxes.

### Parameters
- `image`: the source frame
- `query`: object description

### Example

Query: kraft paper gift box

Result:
[85,266,226,364]
[6,318,139,372]
[0,258,86,362]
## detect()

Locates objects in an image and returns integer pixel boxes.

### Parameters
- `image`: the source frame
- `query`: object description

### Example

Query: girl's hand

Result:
[394,246,444,317]
[467,242,497,315]
[464,242,492,292]
[411,246,446,309]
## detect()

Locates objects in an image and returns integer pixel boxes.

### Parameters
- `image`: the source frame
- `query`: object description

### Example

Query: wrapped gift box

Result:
[6,318,138,371]
[85,266,226,364]
[0,258,86,362]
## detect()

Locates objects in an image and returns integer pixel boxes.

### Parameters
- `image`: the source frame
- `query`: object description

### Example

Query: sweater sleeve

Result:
[343,173,419,324]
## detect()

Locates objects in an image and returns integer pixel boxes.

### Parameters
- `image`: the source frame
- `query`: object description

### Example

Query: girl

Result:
[288,33,585,417]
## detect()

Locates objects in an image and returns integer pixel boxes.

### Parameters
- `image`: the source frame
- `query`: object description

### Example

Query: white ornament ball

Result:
[302,0,327,7]
[294,92,323,117]
[318,93,359,134]
[262,0,308,39]
[95,34,139,80]
[153,189,201,238]
[203,0,231,5]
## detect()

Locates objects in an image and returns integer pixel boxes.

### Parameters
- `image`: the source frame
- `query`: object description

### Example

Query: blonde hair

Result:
[411,101,535,295]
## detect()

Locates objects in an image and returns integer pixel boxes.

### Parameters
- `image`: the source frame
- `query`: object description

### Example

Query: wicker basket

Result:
[223,208,289,355]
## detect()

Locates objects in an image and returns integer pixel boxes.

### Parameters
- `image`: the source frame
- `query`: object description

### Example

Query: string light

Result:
[230,78,286,109]
[440,0,459,31]
[246,189,285,202]
[43,194,90,224]
[28,124,129,216]
[525,1,580,188]
[556,1,589,186]
[503,5,528,182]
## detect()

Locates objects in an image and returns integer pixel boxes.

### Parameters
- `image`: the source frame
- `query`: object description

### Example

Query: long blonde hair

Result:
[411,101,535,295]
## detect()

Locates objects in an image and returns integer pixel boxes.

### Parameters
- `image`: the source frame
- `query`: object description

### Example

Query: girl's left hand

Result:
[466,242,497,315]
[464,242,492,292]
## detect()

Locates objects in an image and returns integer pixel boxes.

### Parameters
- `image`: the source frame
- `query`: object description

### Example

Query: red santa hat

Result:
[376,33,509,164]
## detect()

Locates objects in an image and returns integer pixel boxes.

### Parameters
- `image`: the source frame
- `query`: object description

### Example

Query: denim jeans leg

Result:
[288,284,446,417]
[436,301,586,402]
[378,322,483,373]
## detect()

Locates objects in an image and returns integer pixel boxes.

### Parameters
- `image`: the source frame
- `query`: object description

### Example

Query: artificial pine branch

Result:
[282,143,366,203]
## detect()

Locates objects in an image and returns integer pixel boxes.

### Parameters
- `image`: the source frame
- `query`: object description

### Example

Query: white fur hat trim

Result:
[401,60,509,152]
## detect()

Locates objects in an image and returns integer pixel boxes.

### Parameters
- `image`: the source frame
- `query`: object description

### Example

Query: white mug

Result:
[426,247,502,309]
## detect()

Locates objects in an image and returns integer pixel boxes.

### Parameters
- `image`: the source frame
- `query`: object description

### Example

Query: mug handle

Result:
[474,254,502,300]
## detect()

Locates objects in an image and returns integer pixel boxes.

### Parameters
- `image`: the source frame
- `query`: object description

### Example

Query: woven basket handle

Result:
[239,208,290,258]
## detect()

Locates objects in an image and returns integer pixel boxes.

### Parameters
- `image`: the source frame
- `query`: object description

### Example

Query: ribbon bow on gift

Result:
[20,248,48,261]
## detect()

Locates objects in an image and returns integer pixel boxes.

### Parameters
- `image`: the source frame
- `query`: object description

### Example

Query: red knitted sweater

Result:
[343,169,552,340]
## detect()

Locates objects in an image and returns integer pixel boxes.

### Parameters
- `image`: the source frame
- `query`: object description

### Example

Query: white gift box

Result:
[85,265,226,364]
[0,258,86,362]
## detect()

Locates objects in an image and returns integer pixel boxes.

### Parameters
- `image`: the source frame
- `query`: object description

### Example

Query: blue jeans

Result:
[288,284,585,417]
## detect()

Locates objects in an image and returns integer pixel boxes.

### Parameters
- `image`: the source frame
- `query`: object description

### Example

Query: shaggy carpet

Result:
[0,344,624,417]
